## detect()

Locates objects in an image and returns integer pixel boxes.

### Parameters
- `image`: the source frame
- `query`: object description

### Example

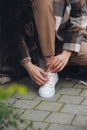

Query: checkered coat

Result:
[20,0,87,63]
[54,0,87,52]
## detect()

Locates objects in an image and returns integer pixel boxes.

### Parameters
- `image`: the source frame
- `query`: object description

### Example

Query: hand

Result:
[47,50,72,73]
[24,61,48,86]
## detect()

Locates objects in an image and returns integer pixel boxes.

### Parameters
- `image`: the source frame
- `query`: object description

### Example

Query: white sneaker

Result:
[38,72,58,98]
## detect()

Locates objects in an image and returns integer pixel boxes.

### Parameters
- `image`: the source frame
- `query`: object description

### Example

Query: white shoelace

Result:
[46,72,56,86]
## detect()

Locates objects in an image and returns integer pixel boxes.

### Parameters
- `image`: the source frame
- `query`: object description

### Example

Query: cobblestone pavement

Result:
[6,76,87,130]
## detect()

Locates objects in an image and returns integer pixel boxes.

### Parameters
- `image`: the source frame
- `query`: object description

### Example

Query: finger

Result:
[58,64,65,72]
[36,80,42,86]
[46,59,55,67]
[53,62,64,73]
[52,61,64,70]
[36,80,46,86]
[36,80,45,86]
[49,59,61,72]
[35,76,47,86]
[36,72,48,82]
[47,60,58,71]
[53,64,65,73]
[40,69,48,76]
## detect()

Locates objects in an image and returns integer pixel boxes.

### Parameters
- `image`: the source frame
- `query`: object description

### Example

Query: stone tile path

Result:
[6,77,87,130]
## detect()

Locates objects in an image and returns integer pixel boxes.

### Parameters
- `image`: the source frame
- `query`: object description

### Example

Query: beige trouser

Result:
[32,0,87,66]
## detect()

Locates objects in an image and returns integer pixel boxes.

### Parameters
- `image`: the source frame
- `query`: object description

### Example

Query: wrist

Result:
[21,57,31,65]
[63,50,72,57]
[23,60,33,71]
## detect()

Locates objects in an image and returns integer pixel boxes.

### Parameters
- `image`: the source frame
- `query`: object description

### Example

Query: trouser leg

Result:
[55,39,87,66]
[70,41,87,65]
[32,0,55,57]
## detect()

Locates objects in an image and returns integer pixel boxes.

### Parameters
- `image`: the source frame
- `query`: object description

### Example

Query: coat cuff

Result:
[63,43,80,53]
[20,57,31,65]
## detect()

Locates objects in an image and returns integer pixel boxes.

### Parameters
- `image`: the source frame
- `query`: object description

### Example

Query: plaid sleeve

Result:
[62,0,87,52]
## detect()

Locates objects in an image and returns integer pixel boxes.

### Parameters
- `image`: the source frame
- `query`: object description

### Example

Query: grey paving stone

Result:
[12,108,25,117]
[61,104,87,115]
[58,95,84,104]
[58,88,81,96]
[59,80,76,88]
[5,77,87,130]
[45,112,74,125]
[4,120,29,130]
[80,90,87,97]
[21,110,49,121]
[4,127,16,130]
[7,98,17,105]
[31,122,49,130]
[72,115,87,127]
[34,92,61,102]
[3,98,17,105]
[35,101,63,112]
[81,97,87,106]
[13,90,38,100]
[74,83,87,89]
[13,99,40,109]
[48,124,87,130]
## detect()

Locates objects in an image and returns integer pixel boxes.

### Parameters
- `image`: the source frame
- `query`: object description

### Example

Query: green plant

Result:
[0,102,20,130]
[0,83,27,100]
[0,84,41,130]
[0,84,27,130]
